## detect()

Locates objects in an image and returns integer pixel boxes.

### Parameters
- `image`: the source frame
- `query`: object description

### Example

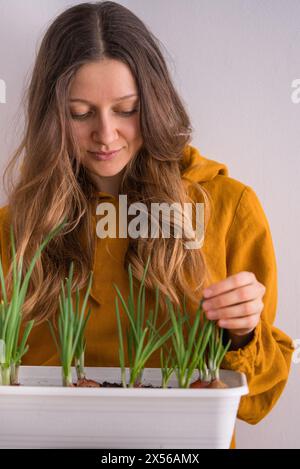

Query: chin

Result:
[89,165,126,178]
[97,170,122,178]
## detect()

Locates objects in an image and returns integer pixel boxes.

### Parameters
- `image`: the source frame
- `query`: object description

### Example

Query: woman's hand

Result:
[202,271,266,349]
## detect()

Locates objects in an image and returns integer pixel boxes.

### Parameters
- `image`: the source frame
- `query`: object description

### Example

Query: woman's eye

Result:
[71,109,138,120]
[71,112,91,120]
[119,109,138,116]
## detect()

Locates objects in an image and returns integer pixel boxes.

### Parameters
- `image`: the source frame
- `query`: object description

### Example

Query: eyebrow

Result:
[69,94,138,104]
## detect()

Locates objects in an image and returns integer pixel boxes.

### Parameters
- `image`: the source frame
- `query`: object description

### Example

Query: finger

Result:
[217,313,260,331]
[202,283,263,312]
[205,299,264,321]
[203,271,256,298]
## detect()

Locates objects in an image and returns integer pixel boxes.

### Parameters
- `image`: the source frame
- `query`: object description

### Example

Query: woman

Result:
[0,1,294,448]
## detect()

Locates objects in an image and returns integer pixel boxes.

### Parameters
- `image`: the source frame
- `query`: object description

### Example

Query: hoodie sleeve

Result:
[221,185,294,425]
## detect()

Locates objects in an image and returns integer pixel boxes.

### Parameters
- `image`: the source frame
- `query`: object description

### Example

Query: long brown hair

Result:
[2,1,212,326]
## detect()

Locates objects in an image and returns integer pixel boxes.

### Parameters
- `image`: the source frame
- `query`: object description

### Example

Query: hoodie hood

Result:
[180,144,228,184]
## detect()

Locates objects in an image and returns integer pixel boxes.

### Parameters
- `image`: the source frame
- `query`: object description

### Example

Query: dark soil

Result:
[101,381,171,388]
[73,379,168,388]
[101,381,122,388]
[14,380,168,388]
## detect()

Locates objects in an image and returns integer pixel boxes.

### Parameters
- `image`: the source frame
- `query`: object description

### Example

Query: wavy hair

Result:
[2,1,213,326]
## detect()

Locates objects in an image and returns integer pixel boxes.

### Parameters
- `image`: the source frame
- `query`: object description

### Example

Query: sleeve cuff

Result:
[221,320,262,374]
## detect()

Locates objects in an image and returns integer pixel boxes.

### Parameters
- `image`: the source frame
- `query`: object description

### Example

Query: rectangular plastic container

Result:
[0,366,248,449]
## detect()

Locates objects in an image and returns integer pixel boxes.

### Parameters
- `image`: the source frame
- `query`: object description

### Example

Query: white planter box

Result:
[0,366,248,449]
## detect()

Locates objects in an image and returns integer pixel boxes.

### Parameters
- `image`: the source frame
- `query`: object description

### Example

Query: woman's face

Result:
[69,58,143,190]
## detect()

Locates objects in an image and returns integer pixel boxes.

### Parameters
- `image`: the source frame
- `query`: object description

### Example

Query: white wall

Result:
[0,0,299,448]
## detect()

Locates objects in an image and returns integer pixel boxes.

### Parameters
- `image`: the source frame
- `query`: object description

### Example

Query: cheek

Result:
[124,117,142,142]
[71,123,88,143]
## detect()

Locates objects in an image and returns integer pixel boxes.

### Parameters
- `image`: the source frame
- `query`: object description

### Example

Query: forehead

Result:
[69,59,138,103]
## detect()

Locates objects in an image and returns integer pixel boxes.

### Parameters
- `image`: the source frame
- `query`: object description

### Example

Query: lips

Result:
[91,149,122,155]
[88,149,121,161]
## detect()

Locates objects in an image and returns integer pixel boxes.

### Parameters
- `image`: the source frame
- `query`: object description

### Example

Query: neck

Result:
[89,170,124,197]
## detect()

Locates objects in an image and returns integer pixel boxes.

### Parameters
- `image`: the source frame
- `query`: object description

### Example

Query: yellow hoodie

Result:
[0,144,294,447]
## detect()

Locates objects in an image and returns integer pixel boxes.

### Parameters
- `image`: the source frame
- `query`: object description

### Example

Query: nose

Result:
[91,113,119,145]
